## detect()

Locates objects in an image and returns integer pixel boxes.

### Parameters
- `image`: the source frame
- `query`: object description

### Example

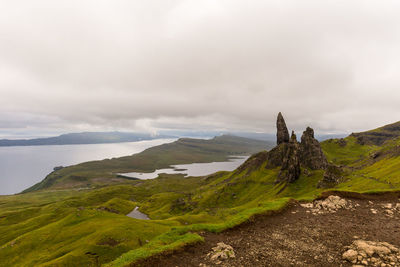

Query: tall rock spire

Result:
[269,114,328,184]
[276,112,290,145]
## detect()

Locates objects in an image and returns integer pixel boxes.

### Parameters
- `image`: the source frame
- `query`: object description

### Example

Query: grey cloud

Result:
[1,0,400,136]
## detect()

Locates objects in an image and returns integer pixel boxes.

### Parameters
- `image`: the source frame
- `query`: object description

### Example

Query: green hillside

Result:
[350,121,400,145]
[1,121,400,266]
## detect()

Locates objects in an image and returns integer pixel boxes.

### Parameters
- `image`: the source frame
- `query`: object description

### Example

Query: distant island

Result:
[0,132,174,147]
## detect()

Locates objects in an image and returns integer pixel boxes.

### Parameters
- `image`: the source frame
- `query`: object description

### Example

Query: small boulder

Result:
[207,242,235,264]
[342,249,358,262]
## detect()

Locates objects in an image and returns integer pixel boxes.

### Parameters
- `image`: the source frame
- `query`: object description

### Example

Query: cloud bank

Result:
[1,0,400,137]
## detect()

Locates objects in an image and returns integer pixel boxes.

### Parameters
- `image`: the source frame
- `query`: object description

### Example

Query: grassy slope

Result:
[24,135,272,193]
[109,129,400,266]
[0,168,313,266]
[321,136,376,166]
[0,180,197,266]
[350,121,400,145]
[2,126,400,266]
[321,135,400,193]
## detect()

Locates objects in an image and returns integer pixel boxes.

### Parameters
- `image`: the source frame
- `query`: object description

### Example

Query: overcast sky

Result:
[1,0,400,138]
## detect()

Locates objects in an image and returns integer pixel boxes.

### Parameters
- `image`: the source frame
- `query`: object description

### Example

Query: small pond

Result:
[127,206,150,220]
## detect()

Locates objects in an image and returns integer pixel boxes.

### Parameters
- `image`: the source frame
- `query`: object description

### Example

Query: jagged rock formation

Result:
[267,114,302,183]
[266,113,292,168]
[276,112,289,145]
[300,127,328,170]
[276,131,301,183]
[267,113,329,184]
[239,112,333,184]
[265,144,288,168]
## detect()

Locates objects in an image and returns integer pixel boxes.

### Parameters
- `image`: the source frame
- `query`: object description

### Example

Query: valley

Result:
[2,2,398,267]
[0,114,399,266]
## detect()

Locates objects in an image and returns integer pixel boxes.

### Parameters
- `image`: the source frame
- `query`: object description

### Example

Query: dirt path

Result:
[138,194,400,267]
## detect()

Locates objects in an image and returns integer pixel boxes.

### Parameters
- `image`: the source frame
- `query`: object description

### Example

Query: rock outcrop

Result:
[276,131,301,183]
[236,151,269,174]
[267,113,333,184]
[206,242,235,265]
[342,240,400,266]
[300,127,328,170]
[276,112,290,145]
[300,195,356,214]
[317,164,343,188]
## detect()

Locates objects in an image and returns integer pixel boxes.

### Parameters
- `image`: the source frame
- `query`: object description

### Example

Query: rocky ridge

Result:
[350,121,400,145]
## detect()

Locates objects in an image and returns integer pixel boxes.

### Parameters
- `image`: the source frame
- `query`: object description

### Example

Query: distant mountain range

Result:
[220,132,347,142]
[152,130,347,142]
[0,132,174,147]
[0,130,347,147]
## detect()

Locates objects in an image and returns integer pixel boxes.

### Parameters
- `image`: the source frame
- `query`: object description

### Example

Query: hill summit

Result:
[241,113,336,185]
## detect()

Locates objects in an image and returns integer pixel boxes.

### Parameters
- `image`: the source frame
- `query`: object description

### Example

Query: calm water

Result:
[0,139,176,195]
[127,206,150,220]
[121,156,249,179]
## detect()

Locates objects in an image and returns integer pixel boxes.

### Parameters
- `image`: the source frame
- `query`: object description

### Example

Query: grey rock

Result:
[300,127,328,170]
[276,131,301,183]
[277,112,289,145]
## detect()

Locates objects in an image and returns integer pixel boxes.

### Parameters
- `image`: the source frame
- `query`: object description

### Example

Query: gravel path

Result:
[138,194,400,267]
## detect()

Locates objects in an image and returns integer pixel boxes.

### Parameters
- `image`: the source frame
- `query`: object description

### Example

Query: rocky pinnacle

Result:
[269,114,330,184]
[277,112,290,145]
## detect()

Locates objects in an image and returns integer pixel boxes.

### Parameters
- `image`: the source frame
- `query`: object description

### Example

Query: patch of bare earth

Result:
[138,195,400,267]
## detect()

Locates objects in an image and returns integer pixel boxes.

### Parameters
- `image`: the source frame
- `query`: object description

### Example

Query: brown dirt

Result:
[137,195,400,267]
[97,237,120,247]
